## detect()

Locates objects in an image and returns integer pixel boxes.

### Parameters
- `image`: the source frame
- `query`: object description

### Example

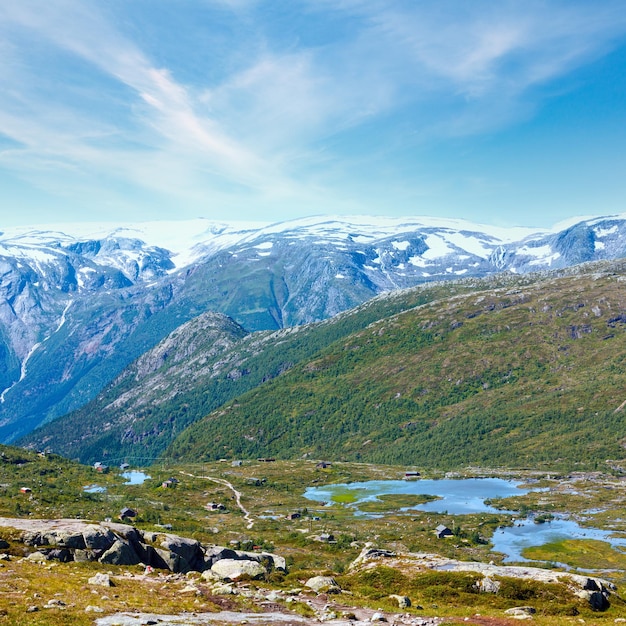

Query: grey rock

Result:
[589,591,610,611]
[304,575,340,593]
[211,583,236,595]
[576,589,610,611]
[82,527,116,551]
[203,545,238,568]
[476,576,501,594]
[152,547,185,573]
[265,553,287,572]
[46,548,72,563]
[73,549,98,562]
[200,570,221,583]
[504,606,536,616]
[211,558,267,581]
[159,534,203,569]
[54,531,86,549]
[99,539,141,566]
[88,573,114,587]
[389,594,411,608]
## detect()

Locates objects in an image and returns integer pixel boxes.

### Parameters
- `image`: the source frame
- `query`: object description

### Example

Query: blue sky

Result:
[1,0,625,228]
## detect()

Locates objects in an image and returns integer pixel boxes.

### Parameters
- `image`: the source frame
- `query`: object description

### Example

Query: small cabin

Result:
[119,507,137,521]
[94,462,109,474]
[435,524,453,539]
[286,512,301,520]
[404,471,421,480]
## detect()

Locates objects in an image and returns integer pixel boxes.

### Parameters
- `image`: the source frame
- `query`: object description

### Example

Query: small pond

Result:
[83,484,107,493]
[304,477,526,515]
[122,471,151,485]
[494,516,626,563]
[304,478,626,563]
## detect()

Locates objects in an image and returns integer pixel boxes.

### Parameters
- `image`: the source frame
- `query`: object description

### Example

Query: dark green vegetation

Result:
[167,261,626,469]
[22,274,512,463]
[19,259,626,471]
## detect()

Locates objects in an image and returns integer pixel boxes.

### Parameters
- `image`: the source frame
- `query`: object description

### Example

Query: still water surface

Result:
[304,478,626,563]
[122,470,151,485]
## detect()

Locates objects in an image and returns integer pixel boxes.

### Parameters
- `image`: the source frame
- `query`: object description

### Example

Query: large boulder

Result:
[211,558,267,581]
[0,517,288,577]
[305,576,341,593]
[159,534,203,571]
[83,527,116,551]
[151,547,185,573]
[203,546,238,569]
[99,540,141,566]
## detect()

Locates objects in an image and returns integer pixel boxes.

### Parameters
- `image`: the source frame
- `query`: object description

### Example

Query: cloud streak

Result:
[0,0,625,223]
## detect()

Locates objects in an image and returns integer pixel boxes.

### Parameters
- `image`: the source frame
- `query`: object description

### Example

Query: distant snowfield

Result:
[2,212,626,271]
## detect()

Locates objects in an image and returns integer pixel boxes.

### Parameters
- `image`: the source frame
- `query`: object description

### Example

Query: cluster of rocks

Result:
[93,575,444,626]
[351,546,616,611]
[0,517,284,578]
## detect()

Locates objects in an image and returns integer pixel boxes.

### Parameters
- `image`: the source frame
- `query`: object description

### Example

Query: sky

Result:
[1,0,625,229]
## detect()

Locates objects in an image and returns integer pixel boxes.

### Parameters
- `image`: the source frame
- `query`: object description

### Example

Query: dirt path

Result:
[180,471,255,529]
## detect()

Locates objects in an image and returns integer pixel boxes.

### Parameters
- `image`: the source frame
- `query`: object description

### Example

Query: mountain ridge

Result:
[4,213,626,443]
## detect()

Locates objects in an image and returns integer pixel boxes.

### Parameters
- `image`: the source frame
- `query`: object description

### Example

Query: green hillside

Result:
[22,274,514,462]
[167,261,626,470]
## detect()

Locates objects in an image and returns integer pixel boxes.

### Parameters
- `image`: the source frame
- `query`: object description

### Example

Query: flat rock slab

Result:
[351,546,615,594]
[95,611,444,626]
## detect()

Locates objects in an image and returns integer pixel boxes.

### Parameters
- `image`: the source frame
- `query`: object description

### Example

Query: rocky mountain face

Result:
[2,213,626,443]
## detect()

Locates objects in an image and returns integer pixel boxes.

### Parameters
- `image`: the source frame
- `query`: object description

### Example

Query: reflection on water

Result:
[304,478,626,563]
[493,516,626,563]
[304,478,527,515]
[122,471,151,485]
[83,484,107,493]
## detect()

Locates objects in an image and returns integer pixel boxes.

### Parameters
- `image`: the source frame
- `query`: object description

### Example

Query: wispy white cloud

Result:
[0,0,625,223]
[306,0,626,135]
[0,1,281,197]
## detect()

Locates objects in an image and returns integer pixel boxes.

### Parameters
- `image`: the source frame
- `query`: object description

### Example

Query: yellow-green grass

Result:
[358,493,440,512]
[523,539,626,575]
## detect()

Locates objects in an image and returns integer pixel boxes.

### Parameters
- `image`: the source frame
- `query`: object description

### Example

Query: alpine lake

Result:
[304,476,626,565]
[70,459,626,584]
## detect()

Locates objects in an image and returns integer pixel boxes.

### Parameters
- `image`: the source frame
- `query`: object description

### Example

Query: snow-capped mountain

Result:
[1,212,626,442]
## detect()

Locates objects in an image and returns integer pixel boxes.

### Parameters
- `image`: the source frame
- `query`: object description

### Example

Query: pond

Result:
[83,484,107,493]
[304,477,527,515]
[122,470,151,485]
[494,516,626,563]
[304,478,626,563]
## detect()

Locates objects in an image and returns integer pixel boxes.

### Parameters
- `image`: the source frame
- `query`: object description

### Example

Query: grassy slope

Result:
[167,262,626,470]
[22,275,512,463]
